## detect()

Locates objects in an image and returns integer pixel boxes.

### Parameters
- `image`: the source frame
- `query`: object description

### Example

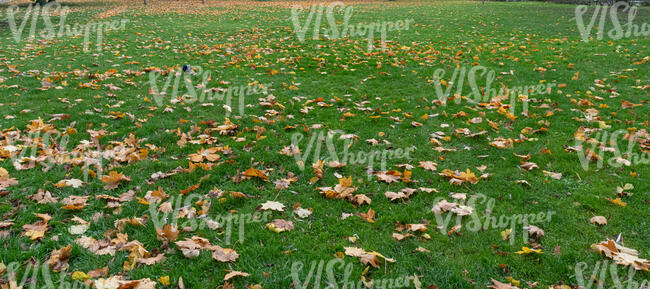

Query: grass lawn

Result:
[0,0,648,288]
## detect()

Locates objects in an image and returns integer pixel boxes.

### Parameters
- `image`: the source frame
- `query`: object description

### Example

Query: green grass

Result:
[0,0,648,288]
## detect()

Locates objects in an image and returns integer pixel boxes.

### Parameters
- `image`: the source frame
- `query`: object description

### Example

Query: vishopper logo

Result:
[575,2,650,42]
[6,3,129,52]
[290,258,412,289]
[431,193,555,244]
[574,261,649,289]
[574,128,650,171]
[147,66,271,117]
[4,130,70,172]
[290,1,414,52]
[430,65,556,116]
[4,261,90,289]
[148,193,272,245]
[288,130,411,175]
[1,130,104,182]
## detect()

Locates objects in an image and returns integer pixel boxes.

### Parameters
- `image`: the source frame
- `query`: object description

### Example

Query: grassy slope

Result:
[0,1,648,288]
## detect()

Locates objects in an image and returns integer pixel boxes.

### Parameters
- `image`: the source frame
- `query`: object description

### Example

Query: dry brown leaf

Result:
[377,170,402,184]
[212,246,239,262]
[101,171,131,190]
[418,161,438,171]
[592,240,650,271]
[590,216,607,225]
[488,278,521,289]
[224,271,250,281]
[47,244,72,272]
[525,225,545,238]
[243,168,269,181]
[156,224,179,242]
[260,201,285,212]
[266,219,294,233]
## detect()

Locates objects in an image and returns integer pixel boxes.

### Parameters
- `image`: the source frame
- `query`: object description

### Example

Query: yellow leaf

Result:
[266,223,283,233]
[71,271,92,280]
[516,247,543,254]
[609,198,627,207]
[158,276,170,285]
[500,229,512,240]
[506,276,521,287]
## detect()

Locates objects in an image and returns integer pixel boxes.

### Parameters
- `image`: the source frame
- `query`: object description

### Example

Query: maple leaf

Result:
[439,169,480,185]
[158,276,170,286]
[385,191,407,201]
[101,171,131,190]
[47,244,72,272]
[608,198,627,207]
[327,160,346,168]
[488,278,521,289]
[592,240,650,270]
[310,160,325,184]
[87,267,109,278]
[589,216,607,225]
[524,225,545,238]
[188,147,221,162]
[542,170,562,180]
[392,233,414,241]
[212,246,239,262]
[407,224,427,232]
[516,247,543,254]
[418,161,438,171]
[621,100,641,109]
[583,148,602,161]
[274,179,290,189]
[513,153,531,161]
[451,205,474,216]
[0,168,18,189]
[401,170,413,182]
[69,224,89,235]
[279,144,301,156]
[61,195,89,210]
[519,162,539,171]
[93,276,156,289]
[414,246,431,253]
[489,138,514,149]
[138,254,167,265]
[356,208,376,223]
[75,236,116,256]
[294,207,312,218]
[71,271,92,281]
[31,189,58,204]
[22,213,51,241]
[419,187,439,193]
[156,224,179,242]
[266,219,294,233]
[23,222,48,240]
[501,229,512,240]
[224,271,250,281]
[344,247,367,257]
[180,183,200,195]
[431,200,458,214]
[360,253,381,268]
[377,170,402,184]
[115,217,147,232]
[260,201,285,212]
[175,238,206,258]
[351,194,372,206]
[243,167,268,181]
